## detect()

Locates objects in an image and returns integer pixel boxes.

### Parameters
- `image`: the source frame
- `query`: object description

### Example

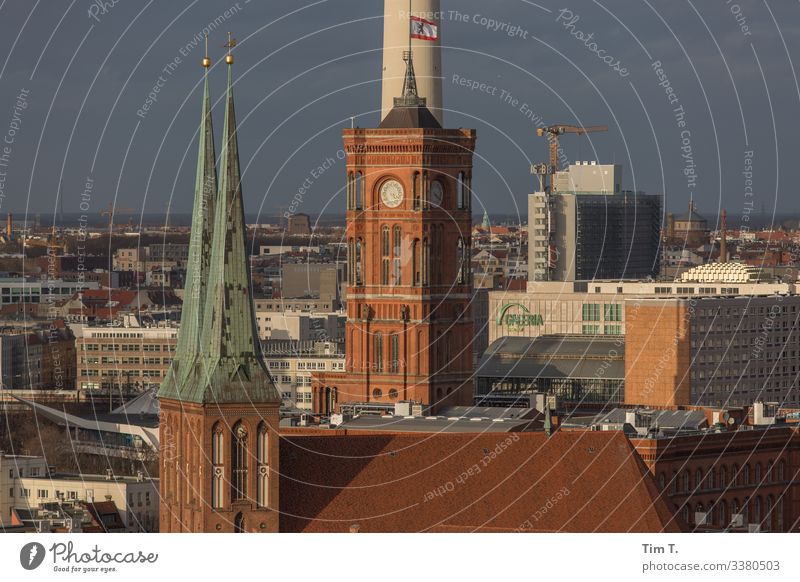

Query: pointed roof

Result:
[158,56,218,403]
[379,51,441,130]
[186,54,280,406]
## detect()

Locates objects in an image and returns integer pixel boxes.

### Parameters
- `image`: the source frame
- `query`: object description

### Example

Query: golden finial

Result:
[202,34,211,68]
[224,32,236,65]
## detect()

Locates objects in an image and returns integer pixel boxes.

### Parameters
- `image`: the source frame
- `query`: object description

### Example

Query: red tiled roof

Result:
[279,431,679,533]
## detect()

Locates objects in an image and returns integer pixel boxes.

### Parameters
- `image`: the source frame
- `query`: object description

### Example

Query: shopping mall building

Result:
[482,263,800,408]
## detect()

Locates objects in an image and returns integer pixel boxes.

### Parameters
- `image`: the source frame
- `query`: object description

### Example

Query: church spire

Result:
[158,35,218,402]
[196,36,280,405]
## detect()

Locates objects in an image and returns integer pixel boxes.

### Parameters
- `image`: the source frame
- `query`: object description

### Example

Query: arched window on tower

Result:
[412,239,420,286]
[347,238,355,286]
[457,172,466,209]
[355,172,364,210]
[211,423,224,509]
[393,226,402,285]
[422,171,429,210]
[347,172,354,210]
[257,423,269,508]
[466,173,472,211]
[390,334,400,373]
[355,239,364,286]
[381,227,390,286]
[422,238,430,286]
[231,422,248,501]
[413,172,421,210]
[433,226,443,284]
[374,333,384,373]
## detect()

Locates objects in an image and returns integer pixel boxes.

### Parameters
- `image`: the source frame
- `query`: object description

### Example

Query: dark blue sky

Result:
[0,0,798,226]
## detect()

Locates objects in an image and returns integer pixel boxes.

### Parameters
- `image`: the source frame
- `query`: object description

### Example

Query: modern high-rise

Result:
[529,162,662,282]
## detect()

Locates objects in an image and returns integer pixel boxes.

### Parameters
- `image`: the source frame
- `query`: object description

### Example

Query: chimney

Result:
[719,209,728,263]
[136,470,143,482]
[349,524,361,534]
[6,213,11,239]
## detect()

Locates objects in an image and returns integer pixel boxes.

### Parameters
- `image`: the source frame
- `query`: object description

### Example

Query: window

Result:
[257,423,269,508]
[582,325,600,335]
[582,304,601,321]
[372,388,383,399]
[412,240,420,286]
[211,424,224,509]
[390,334,399,373]
[412,172,421,210]
[604,304,622,321]
[354,172,364,210]
[393,226,402,285]
[374,333,384,373]
[37,489,47,499]
[422,239,430,286]
[389,388,398,400]
[231,423,248,501]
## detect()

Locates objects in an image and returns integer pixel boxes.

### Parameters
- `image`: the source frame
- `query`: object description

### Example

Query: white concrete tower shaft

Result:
[382,0,444,125]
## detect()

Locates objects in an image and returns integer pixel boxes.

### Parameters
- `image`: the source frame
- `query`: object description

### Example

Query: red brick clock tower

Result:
[313,52,476,414]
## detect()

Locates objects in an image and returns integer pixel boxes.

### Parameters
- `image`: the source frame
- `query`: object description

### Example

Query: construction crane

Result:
[100,203,135,230]
[536,124,608,174]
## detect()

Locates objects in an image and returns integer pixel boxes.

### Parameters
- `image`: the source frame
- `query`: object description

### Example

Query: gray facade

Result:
[689,296,800,408]
[529,191,662,282]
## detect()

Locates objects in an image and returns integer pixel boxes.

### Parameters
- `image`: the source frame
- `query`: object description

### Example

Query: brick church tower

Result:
[158,39,281,533]
[312,47,476,414]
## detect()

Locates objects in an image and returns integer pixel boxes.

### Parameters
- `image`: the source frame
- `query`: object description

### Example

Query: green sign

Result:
[497,303,544,331]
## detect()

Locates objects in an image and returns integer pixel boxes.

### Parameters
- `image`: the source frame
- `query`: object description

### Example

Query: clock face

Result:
[430,181,444,207]
[380,179,405,208]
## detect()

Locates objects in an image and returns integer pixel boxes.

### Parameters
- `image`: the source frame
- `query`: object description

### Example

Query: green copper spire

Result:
[192,47,280,405]
[482,210,491,230]
[159,44,218,403]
